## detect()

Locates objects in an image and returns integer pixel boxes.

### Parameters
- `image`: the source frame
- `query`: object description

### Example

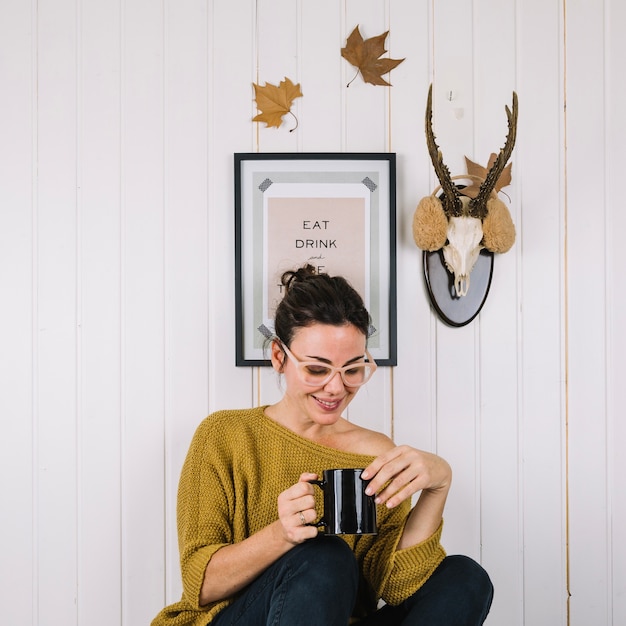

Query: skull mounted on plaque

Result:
[413,84,519,326]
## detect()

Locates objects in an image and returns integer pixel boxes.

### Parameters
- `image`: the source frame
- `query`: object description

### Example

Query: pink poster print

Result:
[265,196,368,321]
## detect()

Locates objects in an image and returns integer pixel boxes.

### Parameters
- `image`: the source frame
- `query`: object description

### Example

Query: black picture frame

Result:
[234,152,397,366]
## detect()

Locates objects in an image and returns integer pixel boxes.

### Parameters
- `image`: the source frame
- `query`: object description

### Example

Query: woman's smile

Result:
[311,394,345,412]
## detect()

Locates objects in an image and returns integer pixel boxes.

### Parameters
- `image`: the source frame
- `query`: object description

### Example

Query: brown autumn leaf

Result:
[460,154,513,198]
[341,25,405,87]
[252,77,303,130]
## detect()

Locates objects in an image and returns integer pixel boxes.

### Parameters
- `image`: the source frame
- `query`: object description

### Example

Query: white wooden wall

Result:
[0,0,624,624]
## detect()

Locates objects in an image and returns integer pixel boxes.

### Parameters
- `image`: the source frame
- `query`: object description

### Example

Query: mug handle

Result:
[307,478,327,529]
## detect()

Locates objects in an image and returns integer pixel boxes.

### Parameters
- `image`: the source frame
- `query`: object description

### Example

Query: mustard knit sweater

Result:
[151,407,446,626]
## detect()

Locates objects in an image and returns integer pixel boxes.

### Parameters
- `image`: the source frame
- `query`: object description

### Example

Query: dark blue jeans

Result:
[210,536,493,625]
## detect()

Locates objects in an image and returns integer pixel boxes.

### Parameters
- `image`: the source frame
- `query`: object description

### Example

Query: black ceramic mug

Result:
[308,468,377,535]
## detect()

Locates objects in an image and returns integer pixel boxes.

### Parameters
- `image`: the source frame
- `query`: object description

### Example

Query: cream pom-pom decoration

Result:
[412,195,448,251]
[482,197,516,253]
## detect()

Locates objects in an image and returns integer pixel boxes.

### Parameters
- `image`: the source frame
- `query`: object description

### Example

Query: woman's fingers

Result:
[276,473,319,542]
[363,446,451,508]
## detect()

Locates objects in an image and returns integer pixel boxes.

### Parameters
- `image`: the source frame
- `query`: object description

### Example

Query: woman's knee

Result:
[446,555,493,597]
[265,537,358,624]
[400,555,493,624]
[297,535,358,582]
[438,555,494,617]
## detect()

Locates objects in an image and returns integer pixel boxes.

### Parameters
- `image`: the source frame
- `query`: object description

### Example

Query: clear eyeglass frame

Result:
[278,341,377,388]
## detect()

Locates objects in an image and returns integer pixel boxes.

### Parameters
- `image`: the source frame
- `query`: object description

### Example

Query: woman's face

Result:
[271,323,367,428]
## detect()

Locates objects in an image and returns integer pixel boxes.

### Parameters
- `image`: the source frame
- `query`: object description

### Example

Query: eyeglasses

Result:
[279,341,377,388]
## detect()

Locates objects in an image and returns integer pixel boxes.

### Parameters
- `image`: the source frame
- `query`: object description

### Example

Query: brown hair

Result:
[274,264,371,347]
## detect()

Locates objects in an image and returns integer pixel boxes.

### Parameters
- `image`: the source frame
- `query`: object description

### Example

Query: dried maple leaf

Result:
[460,154,513,198]
[341,25,405,87]
[252,77,303,131]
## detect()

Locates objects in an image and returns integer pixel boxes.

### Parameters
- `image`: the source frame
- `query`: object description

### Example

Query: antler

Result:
[469,92,518,219]
[425,84,463,218]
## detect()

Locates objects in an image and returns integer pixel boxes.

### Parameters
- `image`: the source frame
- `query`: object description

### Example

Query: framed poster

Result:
[234,152,397,366]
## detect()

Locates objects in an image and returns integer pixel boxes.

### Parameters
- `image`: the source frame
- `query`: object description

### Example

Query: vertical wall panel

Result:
[606,4,626,623]
[121,0,166,623]
[162,0,210,605]
[388,0,435,459]
[430,0,480,558]
[254,0,299,152]
[343,0,390,152]
[207,0,255,417]
[79,0,123,622]
[299,0,343,151]
[0,1,35,623]
[36,0,79,623]
[517,1,567,624]
[473,1,523,623]
[566,0,610,623]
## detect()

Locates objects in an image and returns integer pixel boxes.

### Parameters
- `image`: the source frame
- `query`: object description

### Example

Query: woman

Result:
[151,265,493,626]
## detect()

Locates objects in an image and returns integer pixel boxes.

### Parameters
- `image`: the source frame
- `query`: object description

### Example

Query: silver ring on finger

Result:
[298,510,306,525]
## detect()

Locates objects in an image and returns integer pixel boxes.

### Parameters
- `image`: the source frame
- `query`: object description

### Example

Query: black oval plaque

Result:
[423,248,494,327]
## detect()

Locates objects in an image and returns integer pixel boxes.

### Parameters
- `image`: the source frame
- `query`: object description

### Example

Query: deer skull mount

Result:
[413,85,518,298]
[442,213,483,297]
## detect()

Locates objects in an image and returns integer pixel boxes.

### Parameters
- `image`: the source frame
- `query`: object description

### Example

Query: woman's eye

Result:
[305,365,331,376]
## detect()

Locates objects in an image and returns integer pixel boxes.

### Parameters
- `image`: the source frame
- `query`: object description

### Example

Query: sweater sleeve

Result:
[359,501,447,606]
[176,416,235,612]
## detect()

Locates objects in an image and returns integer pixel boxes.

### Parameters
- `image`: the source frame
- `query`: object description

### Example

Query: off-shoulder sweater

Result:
[151,407,446,626]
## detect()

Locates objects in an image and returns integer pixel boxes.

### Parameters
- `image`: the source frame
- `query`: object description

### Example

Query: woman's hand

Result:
[362,446,452,549]
[362,445,452,509]
[200,472,320,604]
[276,472,319,544]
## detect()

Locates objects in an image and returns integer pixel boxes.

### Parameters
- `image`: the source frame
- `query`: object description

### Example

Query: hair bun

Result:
[281,264,317,292]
